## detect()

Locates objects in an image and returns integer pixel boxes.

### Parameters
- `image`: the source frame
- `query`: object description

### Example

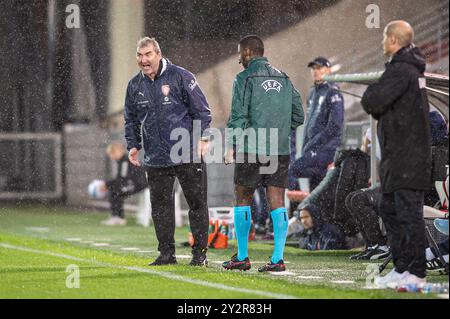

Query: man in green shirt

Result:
[223,35,304,272]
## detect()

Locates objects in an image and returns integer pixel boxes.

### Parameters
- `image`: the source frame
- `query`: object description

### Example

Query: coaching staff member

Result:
[124,37,211,266]
[361,21,432,288]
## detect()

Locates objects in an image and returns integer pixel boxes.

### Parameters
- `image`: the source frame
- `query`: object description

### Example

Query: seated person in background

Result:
[345,127,388,260]
[297,148,370,239]
[298,208,346,251]
[427,110,449,206]
[101,141,148,226]
[346,110,447,259]
[345,186,389,260]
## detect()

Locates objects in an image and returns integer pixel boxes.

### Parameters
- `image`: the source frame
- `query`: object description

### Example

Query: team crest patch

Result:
[161,85,170,96]
[188,79,198,91]
[330,94,342,103]
[261,80,283,93]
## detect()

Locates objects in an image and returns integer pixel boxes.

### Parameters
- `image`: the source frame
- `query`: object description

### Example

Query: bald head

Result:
[385,20,414,46]
[382,20,414,56]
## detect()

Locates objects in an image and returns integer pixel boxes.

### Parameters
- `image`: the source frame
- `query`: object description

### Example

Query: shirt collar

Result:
[248,56,268,68]
[140,58,168,80]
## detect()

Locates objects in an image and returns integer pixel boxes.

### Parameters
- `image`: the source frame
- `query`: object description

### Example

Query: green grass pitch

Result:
[0,205,448,299]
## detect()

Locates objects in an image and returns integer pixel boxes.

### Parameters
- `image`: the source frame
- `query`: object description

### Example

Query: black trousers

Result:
[108,179,147,218]
[345,187,387,247]
[379,189,427,278]
[146,162,209,256]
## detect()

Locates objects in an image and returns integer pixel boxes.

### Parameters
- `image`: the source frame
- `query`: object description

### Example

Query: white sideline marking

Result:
[65,238,82,242]
[26,227,50,233]
[137,250,155,253]
[299,269,344,272]
[331,280,355,284]
[269,271,296,276]
[91,243,110,247]
[0,243,298,299]
[120,247,140,251]
[297,276,323,280]
[362,286,383,290]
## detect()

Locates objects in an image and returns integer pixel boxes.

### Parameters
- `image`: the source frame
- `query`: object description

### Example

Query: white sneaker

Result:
[115,217,127,226]
[392,273,427,290]
[101,217,127,226]
[374,269,409,289]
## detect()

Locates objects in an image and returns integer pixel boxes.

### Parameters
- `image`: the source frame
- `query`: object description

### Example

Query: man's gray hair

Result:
[136,37,161,54]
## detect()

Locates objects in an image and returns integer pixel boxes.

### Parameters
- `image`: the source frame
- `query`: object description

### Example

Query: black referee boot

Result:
[148,254,177,266]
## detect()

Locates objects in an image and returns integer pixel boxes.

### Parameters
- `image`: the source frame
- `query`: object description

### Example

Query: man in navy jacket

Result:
[124,37,211,267]
[289,57,344,192]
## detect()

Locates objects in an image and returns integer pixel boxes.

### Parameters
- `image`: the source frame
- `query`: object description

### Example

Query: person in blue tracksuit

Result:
[124,37,211,267]
[290,57,344,192]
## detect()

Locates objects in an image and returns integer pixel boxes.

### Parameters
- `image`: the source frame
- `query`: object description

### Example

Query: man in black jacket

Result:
[361,20,432,289]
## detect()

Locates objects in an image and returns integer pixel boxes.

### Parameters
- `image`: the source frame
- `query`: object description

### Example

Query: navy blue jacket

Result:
[290,82,344,181]
[124,58,211,167]
[290,82,344,189]
[302,82,344,166]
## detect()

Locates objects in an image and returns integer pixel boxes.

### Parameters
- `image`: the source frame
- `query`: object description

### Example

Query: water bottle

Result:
[397,284,421,293]
[221,221,229,235]
[422,283,449,294]
[208,220,215,234]
[228,223,234,240]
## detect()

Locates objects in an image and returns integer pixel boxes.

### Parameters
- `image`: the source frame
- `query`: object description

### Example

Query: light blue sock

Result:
[234,206,251,261]
[271,207,288,263]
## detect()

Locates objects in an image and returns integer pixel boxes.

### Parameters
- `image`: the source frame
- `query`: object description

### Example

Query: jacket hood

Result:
[390,44,426,73]
[299,203,324,230]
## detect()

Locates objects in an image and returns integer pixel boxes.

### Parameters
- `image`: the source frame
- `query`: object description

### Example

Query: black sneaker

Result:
[357,245,390,260]
[349,249,369,260]
[190,250,208,267]
[426,258,447,271]
[148,254,177,266]
[222,254,251,271]
[258,259,286,272]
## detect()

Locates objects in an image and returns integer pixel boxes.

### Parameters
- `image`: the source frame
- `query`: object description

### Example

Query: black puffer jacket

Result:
[361,45,432,193]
